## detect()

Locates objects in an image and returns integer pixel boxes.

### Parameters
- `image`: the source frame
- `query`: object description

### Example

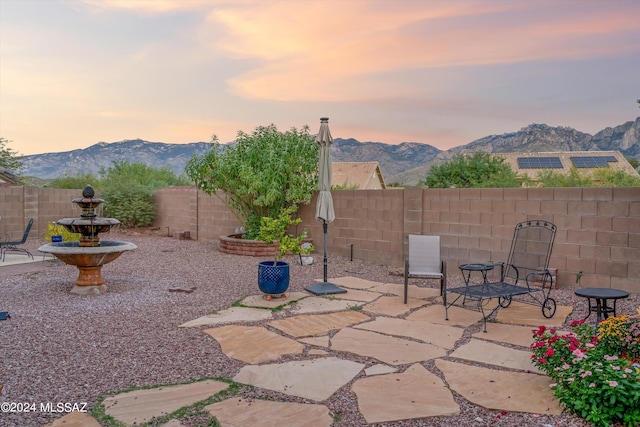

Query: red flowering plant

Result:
[531,319,640,427]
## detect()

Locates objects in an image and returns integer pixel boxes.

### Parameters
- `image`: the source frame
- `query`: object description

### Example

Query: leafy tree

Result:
[48,172,101,189]
[535,167,594,187]
[185,124,319,239]
[0,137,24,179]
[420,152,520,188]
[99,160,190,189]
[591,168,640,187]
[99,161,189,227]
[536,167,640,187]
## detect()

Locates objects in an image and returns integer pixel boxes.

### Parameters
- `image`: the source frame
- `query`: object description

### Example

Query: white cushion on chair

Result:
[408,235,442,277]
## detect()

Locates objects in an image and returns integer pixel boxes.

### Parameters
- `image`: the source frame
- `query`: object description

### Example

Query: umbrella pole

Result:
[323,221,328,283]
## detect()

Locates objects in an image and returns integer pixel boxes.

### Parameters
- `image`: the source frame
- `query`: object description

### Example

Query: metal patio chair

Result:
[444,220,557,332]
[1,218,34,261]
[403,234,446,303]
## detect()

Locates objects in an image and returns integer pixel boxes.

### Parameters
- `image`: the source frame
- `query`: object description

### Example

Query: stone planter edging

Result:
[218,234,278,257]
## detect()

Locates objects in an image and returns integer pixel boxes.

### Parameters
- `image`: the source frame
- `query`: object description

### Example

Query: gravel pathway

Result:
[1,230,638,427]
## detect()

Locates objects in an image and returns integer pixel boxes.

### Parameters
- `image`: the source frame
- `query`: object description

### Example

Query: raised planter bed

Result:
[218,234,314,257]
[218,234,278,257]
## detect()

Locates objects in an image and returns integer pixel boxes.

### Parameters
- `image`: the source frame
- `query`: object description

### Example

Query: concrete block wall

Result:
[153,187,242,241]
[0,187,78,240]
[153,186,200,238]
[3,185,638,293]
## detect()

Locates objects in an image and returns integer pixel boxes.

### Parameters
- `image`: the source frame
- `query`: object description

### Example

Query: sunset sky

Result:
[1,0,639,156]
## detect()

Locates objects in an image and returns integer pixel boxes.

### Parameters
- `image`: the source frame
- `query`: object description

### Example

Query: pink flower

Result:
[581,370,592,377]
[562,364,570,370]
[545,348,555,357]
[589,383,596,388]
[538,357,547,364]
[625,368,633,373]
[609,381,618,387]
[604,355,618,361]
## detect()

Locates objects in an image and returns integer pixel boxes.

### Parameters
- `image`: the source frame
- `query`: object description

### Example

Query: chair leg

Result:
[404,276,408,304]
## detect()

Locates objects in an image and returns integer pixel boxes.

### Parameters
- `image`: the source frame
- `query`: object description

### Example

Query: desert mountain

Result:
[19,117,640,185]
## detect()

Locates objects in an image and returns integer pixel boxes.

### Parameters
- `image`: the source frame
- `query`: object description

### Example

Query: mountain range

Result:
[19,117,640,185]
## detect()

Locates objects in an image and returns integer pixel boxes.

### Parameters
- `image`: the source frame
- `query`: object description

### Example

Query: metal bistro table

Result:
[574,287,629,324]
[459,263,495,285]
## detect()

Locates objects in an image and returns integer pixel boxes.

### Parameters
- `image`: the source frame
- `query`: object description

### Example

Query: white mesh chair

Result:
[403,234,446,303]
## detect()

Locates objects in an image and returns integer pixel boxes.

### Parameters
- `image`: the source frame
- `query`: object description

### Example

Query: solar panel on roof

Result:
[517,157,563,169]
[570,156,617,168]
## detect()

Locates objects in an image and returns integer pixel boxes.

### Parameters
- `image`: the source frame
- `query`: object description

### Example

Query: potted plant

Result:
[256,206,313,300]
[43,222,81,243]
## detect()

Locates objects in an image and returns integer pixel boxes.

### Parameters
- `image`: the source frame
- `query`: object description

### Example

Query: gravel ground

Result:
[1,230,638,427]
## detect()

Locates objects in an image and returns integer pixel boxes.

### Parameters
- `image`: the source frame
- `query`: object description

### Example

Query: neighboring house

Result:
[332,162,386,189]
[497,151,640,182]
[0,167,19,186]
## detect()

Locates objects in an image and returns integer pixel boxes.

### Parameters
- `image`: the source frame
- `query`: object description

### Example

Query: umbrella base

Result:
[304,282,347,295]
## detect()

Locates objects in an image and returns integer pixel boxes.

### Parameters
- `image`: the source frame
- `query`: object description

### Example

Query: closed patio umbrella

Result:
[305,118,346,295]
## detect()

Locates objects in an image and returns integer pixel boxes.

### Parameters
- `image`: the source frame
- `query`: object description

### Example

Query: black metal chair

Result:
[444,220,557,332]
[0,218,35,261]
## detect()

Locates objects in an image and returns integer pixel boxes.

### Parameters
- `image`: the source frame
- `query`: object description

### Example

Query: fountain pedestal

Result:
[37,185,137,295]
[39,241,137,295]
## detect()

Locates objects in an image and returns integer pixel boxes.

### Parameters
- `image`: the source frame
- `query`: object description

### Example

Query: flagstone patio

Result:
[48,276,573,427]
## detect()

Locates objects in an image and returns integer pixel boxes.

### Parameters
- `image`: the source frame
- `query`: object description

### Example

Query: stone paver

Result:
[435,359,562,415]
[404,284,444,300]
[330,288,382,302]
[370,282,441,300]
[363,295,428,317]
[406,303,484,327]
[44,411,102,427]
[471,322,548,348]
[331,328,447,365]
[495,301,572,327]
[240,291,309,309]
[179,306,273,327]
[204,325,304,364]
[352,363,460,424]
[290,296,357,314]
[326,276,381,289]
[103,380,229,425]
[268,311,370,338]
[233,357,364,401]
[354,317,464,350]
[46,275,584,427]
[450,339,543,374]
[364,364,398,376]
[368,282,405,295]
[160,420,185,427]
[205,398,333,427]
[299,335,330,347]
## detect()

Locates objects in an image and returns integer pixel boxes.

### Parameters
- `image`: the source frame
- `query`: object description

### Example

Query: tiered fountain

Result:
[39,185,137,295]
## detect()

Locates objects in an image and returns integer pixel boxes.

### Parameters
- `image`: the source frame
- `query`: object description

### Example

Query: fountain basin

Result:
[39,241,137,295]
[57,217,120,247]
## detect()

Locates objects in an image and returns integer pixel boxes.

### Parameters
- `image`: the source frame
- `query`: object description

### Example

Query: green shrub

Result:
[185,124,319,239]
[421,152,520,188]
[102,184,155,228]
[47,172,100,189]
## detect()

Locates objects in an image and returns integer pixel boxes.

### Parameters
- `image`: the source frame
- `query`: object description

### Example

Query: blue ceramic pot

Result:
[258,261,290,296]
